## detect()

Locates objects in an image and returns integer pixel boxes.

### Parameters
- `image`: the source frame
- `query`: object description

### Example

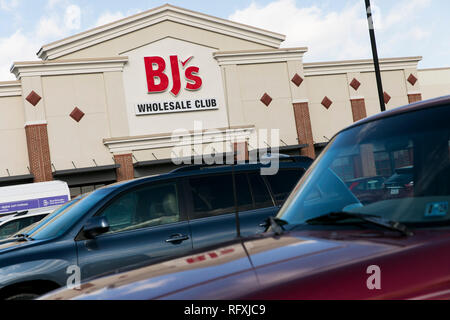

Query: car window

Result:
[20,215,46,228]
[265,169,305,205]
[28,192,107,241]
[248,173,274,209]
[330,139,415,205]
[189,174,235,219]
[100,182,181,234]
[235,173,253,211]
[279,104,450,226]
[0,220,21,239]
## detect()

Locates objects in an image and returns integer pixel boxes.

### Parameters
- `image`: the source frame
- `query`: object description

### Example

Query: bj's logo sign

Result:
[136,55,218,116]
[144,55,202,96]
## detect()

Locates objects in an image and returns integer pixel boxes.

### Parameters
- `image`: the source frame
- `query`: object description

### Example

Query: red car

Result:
[346,176,386,205]
[42,95,450,300]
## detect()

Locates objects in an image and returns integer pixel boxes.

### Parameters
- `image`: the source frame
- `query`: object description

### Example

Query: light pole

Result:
[365,0,386,112]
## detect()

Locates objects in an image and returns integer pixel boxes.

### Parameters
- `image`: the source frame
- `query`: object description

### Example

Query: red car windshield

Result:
[278,104,450,227]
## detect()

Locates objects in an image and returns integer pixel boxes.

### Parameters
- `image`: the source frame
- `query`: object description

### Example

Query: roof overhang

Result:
[214,47,308,65]
[37,4,286,60]
[304,56,422,76]
[10,57,128,80]
[0,81,22,97]
[103,125,256,154]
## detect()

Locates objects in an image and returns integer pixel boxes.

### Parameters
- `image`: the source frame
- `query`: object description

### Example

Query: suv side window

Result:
[0,220,21,239]
[235,173,253,211]
[189,174,236,219]
[99,182,181,234]
[265,169,305,205]
[248,172,274,209]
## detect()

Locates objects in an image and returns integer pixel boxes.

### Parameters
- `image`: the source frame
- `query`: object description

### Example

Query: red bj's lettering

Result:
[169,56,181,96]
[144,56,169,93]
[144,55,202,96]
[185,66,202,91]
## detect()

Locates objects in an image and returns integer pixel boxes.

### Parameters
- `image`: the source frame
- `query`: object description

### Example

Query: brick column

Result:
[234,142,249,162]
[352,155,363,178]
[408,93,422,104]
[360,144,377,177]
[114,154,134,182]
[350,98,368,122]
[25,123,53,183]
[293,102,315,159]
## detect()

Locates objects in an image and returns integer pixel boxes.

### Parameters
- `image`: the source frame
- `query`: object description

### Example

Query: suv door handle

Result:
[166,234,190,244]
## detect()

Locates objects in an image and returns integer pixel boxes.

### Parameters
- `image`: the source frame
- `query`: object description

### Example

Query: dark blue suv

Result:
[0,158,311,299]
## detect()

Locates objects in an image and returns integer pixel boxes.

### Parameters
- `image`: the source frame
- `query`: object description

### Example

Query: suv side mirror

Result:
[83,217,110,239]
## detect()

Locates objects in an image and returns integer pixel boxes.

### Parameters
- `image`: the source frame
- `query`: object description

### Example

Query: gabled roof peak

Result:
[37,3,286,60]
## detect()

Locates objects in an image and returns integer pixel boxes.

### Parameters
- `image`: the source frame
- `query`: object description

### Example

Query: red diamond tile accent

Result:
[291,73,304,87]
[321,96,333,109]
[384,92,391,104]
[26,91,42,106]
[260,93,273,107]
[70,107,85,122]
[349,78,361,91]
[407,73,418,86]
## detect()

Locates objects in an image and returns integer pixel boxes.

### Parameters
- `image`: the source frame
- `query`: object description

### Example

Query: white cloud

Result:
[0,0,19,11]
[95,11,126,27]
[409,27,430,41]
[229,0,432,62]
[46,0,61,9]
[64,4,81,30]
[0,30,39,80]
[94,8,143,27]
[373,0,431,31]
[0,2,83,80]
[37,16,65,39]
[229,0,370,61]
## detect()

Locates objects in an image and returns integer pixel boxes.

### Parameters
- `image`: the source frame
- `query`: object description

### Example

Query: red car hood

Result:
[41,229,450,300]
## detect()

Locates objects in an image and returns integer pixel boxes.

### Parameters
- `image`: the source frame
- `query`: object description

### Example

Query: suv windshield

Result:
[24,188,111,240]
[278,104,450,228]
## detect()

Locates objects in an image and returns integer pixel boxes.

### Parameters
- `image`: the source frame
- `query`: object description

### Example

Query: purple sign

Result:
[0,195,69,214]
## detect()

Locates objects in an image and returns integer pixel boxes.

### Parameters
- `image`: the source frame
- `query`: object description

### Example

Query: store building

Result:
[0,4,449,196]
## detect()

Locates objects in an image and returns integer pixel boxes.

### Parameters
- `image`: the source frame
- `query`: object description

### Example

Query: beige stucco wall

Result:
[0,95,30,177]
[229,62,299,147]
[361,70,409,116]
[41,73,116,171]
[305,73,354,143]
[419,68,450,100]
[302,68,418,144]
[59,21,273,61]
[20,76,47,123]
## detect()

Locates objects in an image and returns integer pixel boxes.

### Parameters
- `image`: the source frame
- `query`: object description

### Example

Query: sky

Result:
[0,0,449,80]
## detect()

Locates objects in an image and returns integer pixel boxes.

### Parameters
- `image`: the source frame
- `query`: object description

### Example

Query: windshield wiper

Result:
[306,212,413,237]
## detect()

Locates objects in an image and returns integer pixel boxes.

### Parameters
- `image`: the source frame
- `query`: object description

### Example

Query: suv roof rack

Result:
[170,164,231,173]
[169,154,314,174]
[283,155,314,163]
[0,210,29,218]
[14,211,29,217]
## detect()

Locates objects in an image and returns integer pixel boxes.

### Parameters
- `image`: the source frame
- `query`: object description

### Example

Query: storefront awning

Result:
[314,142,329,148]
[0,174,34,187]
[279,144,309,152]
[53,164,120,187]
[134,152,238,168]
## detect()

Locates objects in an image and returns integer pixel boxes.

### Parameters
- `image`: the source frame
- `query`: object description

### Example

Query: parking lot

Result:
[0,2,449,304]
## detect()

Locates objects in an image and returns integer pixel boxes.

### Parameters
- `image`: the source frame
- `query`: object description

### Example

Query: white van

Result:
[0,181,71,224]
